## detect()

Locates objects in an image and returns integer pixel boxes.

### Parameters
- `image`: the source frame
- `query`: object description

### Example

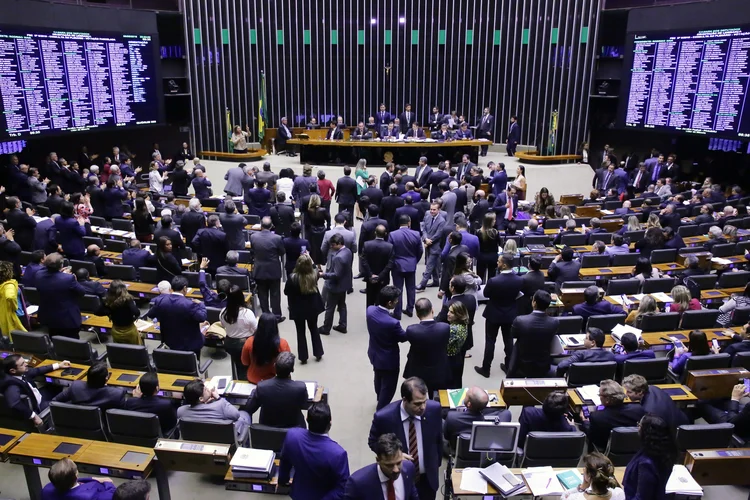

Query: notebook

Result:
[665,465,702,495]
[479,463,525,496]
[522,466,564,496]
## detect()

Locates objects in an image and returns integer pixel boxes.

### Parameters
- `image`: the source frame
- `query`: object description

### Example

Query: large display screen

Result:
[0,26,161,139]
[619,26,750,138]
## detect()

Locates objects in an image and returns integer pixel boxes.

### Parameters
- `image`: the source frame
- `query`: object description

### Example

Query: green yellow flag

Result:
[258,71,267,140]
[226,108,232,151]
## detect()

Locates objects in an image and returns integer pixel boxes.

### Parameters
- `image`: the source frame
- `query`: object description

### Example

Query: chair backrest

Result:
[106,264,137,281]
[215,274,250,291]
[587,314,627,334]
[605,427,641,466]
[680,310,721,329]
[249,423,288,453]
[51,336,95,365]
[561,234,588,246]
[521,431,586,467]
[606,279,641,295]
[35,205,51,217]
[454,433,481,468]
[684,354,731,373]
[630,198,644,208]
[523,235,550,247]
[639,312,681,332]
[733,307,750,327]
[70,260,97,277]
[49,402,106,441]
[589,233,613,245]
[89,215,107,227]
[102,239,128,253]
[243,215,261,226]
[78,294,103,315]
[236,250,252,264]
[604,201,622,210]
[19,251,33,266]
[561,281,592,289]
[112,219,134,231]
[581,254,611,269]
[83,236,105,248]
[567,362,617,387]
[687,274,718,290]
[153,348,199,376]
[718,271,750,289]
[544,218,568,229]
[180,418,238,446]
[206,307,222,325]
[698,222,714,234]
[107,343,152,372]
[0,393,38,432]
[139,267,160,284]
[678,225,700,237]
[557,316,583,334]
[711,243,737,257]
[622,358,669,384]
[11,330,53,358]
[106,409,162,447]
[732,351,750,370]
[737,241,750,254]
[650,248,677,264]
[624,230,645,243]
[675,423,735,451]
[181,271,203,288]
[642,278,677,294]
[612,253,640,267]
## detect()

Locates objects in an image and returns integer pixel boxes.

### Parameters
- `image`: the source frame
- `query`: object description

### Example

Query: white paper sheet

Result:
[666,465,703,495]
[459,468,488,494]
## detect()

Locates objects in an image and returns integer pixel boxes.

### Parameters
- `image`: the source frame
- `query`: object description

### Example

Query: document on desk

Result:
[305,382,317,400]
[576,385,602,406]
[711,257,733,266]
[650,292,673,303]
[666,465,702,495]
[134,319,153,331]
[611,324,642,342]
[26,305,39,315]
[110,230,128,236]
[522,466,564,496]
[504,379,567,388]
[479,463,525,495]
[459,468,488,494]
[226,381,256,396]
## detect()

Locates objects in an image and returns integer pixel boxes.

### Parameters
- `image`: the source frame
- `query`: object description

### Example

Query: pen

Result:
[546,478,552,489]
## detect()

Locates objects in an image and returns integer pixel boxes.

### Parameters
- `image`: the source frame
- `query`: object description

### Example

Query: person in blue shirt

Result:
[604,234,630,257]
[614,332,655,365]
[42,458,116,500]
[572,286,626,322]
[622,414,676,500]
[669,330,710,376]
[21,249,45,288]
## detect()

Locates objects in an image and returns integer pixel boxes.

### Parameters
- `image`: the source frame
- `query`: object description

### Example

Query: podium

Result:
[154,439,231,476]
[500,379,568,406]
[685,367,750,400]
[685,448,750,485]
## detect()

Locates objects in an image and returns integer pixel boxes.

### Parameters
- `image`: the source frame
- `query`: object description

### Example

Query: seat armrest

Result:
[236,426,249,448]
[198,358,213,376]
[666,368,680,384]
[94,350,108,363]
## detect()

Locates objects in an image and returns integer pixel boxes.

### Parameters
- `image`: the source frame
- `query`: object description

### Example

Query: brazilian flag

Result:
[258,71,267,140]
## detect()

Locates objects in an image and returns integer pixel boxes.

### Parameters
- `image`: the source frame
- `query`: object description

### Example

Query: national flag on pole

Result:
[226,108,232,151]
[258,70,267,140]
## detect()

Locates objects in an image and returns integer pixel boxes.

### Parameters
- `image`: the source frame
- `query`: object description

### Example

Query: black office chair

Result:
[106,409,173,447]
[737,241,750,254]
[152,348,212,377]
[561,234,588,246]
[106,343,153,372]
[604,201,622,210]
[732,307,750,326]
[49,402,107,441]
[622,358,669,384]
[642,278,677,294]
[687,275,718,290]
[650,248,677,264]
[639,313,681,332]
[89,215,107,227]
[557,316,583,334]
[215,274,250,291]
[670,354,731,383]
[206,307,222,325]
[520,431,586,467]
[612,253,640,267]
[180,418,248,448]
[587,314,627,334]
[732,351,750,370]
[51,336,107,365]
[83,236,105,248]
[567,362,617,387]
[675,424,734,454]
[0,394,42,432]
[103,239,128,253]
[138,267,160,284]
[248,423,288,454]
[581,255,611,269]
[698,223,714,234]
[718,271,750,289]
[112,219,134,232]
[236,250,252,264]
[19,251,33,266]
[561,281,593,289]
[243,215,261,226]
[78,294,104,316]
[544,219,568,230]
[35,205,51,217]
[106,265,137,282]
[603,427,640,466]
[454,434,481,468]
[680,310,721,329]
[11,330,54,359]
[589,233,613,245]
[678,225,700,238]
[523,235,550,247]
[70,260,98,277]
[711,243,737,258]
[606,279,641,295]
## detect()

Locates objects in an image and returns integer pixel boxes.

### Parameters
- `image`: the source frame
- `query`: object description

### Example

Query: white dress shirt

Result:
[377,464,405,500]
[400,402,425,474]
[17,362,59,419]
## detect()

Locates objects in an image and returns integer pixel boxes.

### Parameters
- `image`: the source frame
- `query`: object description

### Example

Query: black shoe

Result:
[426,281,439,288]
[300,359,308,365]
[474,366,490,378]
[347,289,354,294]
[500,363,507,372]
[415,286,426,292]
[318,328,330,336]
[402,309,413,318]
[276,316,286,323]
[354,273,363,279]
[359,289,367,294]
[315,356,322,362]
[332,325,347,334]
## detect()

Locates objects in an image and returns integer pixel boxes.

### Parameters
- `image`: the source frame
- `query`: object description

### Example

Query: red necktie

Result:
[634,172,641,188]
[408,417,419,470]
[387,479,396,500]
[506,197,513,220]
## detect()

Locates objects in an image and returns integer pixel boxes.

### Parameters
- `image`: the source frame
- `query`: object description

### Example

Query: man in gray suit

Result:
[249,217,286,322]
[319,234,353,335]
[321,213,357,260]
[219,200,247,250]
[547,246,582,294]
[216,251,250,277]
[224,162,247,197]
[438,182,457,223]
[256,162,278,190]
[417,202,446,291]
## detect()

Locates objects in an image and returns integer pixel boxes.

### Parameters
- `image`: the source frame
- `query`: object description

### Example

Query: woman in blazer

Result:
[622,414,676,500]
[284,254,325,364]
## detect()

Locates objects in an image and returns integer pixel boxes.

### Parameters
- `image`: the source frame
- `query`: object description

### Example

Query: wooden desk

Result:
[604,291,728,309]
[99,250,196,269]
[684,235,709,247]
[654,262,686,274]
[155,439,231,476]
[685,367,750,400]
[93,278,250,302]
[438,389,506,409]
[579,266,636,279]
[199,150,267,161]
[81,314,160,341]
[514,151,583,164]
[35,359,88,386]
[685,449,750,486]
[568,384,697,408]
[225,458,290,493]
[711,254,747,270]
[107,368,145,390]
[544,227,585,235]
[500,379,568,406]
[157,374,196,399]
[641,327,741,349]
[0,428,25,461]
[560,195,584,206]
[450,467,625,496]
[76,441,154,479]
[677,251,712,270]
[559,287,605,308]
[0,350,42,367]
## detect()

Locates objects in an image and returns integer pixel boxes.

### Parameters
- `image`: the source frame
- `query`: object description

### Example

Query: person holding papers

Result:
[556,328,616,377]
[613,332,655,365]
[561,452,625,500]
[244,352,308,429]
[622,414,676,500]
[580,380,646,451]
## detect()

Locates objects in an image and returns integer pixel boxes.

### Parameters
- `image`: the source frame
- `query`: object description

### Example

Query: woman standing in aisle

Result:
[284,254,325,364]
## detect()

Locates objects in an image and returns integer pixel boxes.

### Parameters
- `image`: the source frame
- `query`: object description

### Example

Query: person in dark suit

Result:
[556,327,616,376]
[319,234,353,335]
[153,215,185,256]
[35,253,87,338]
[345,433,419,500]
[417,203,446,291]
[0,354,71,427]
[53,362,125,411]
[146,275,207,359]
[439,232,470,300]
[630,163,650,195]
[699,382,750,440]
[548,246,582,293]
[191,169,212,200]
[623,374,690,428]
[170,162,191,197]
[123,372,177,434]
[405,122,426,139]
[335,166,358,220]
[694,204,715,226]
[180,199,207,248]
[5,197,36,251]
[352,122,372,140]
[279,402,350,500]
[717,325,750,362]
[282,222,310,278]
[375,103,392,127]
[74,268,106,299]
[325,121,344,140]
[367,286,407,410]
[191,215,228,275]
[443,386,511,452]
[380,184,405,231]
[506,116,520,156]
[492,186,518,228]
[614,332,656,365]
[20,250,45,288]
[245,352,308,428]
[380,122,400,141]
[379,163,395,197]
[270,192,295,238]
[216,250,250,277]
[55,202,86,260]
[476,107,493,156]
[573,285,626,322]
[399,104,416,133]
[362,178,384,208]
[427,162,449,200]
[218,200,246,250]
[659,203,681,232]
[403,299,450,394]
[454,122,473,140]
[427,106,444,131]
[361,225,394,307]
[507,290,559,378]
[580,379,647,450]
[32,213,58,254]
[476,253,523,377]
[388,215,423,319]
[45,183,65,215]
[393,197,421,233]
[367,378,442,500]
[246,179,272,218]
[622,414,676,500]
[121,239,152,276]
[413,157,433,189]
[518,391,576,449]
[249,217,286,321]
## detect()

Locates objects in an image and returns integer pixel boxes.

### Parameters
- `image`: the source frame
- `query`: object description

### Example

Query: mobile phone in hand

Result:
[712,339,720,350]
[673,339,684,349]
[582,406,590,418]
[744,378,750,392]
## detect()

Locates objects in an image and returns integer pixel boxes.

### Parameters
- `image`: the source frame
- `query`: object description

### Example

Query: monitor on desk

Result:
[469,422,520,453]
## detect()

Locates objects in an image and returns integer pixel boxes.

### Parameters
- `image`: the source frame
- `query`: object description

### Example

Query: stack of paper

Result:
[32,216,49,223]
[226,381,256,397]
[650,292,673,303]
[666,465,702,495]
[479,463,525,496]
[25,305,39,315]
[611,324,643,342]
[711,257,733,266]
[230,447,275,479]
[522,466,565,496]
[576,385,602,406]
[134,319,153,331]
[459,468,488,494]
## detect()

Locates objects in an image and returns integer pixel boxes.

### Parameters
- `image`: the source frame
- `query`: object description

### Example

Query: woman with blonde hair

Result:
[0,261,25,339]
[559,205,572,220]
[562,452,624,500]
[619,215,641,235]
[284,254,325,364]
[669,284,701,314]
[626,295,657,327]
[103,279,141,344]
[503,237,518,255]
[447,301,469,388]
[477,213,500,283]
[646,212,661,229]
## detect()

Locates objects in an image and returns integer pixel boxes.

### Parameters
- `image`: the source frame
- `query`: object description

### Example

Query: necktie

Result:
[604,173,611,188]
[387,479,396,500]
[634,172,641,188]
[408,417,419,471]
[652,166,659,182]
[407,112,410,122]
[506,197,513,220]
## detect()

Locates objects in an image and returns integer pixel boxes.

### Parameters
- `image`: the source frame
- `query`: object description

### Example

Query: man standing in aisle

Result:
[319,234,352,335]
[361,225,394,307]
[249,217,286,322]
[367,287,407,410]
[476,107,493,156]
[416,203,446,292]
[506,115,520,157]
[388,215,423,320]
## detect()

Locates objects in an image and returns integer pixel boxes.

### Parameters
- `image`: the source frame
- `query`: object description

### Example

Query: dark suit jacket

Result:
[520,270,546,314]
[55,216,86,257]
[36,268,86,330]
[147,293,207,352]
[404,320,450,392]
[366,306,406,371]
[192,227,228,271]
[444,408,511,449]
[336,176,358,206]
[428,170,449,200]
[154,227,185,254]
[556,349,617,376]
[483,272,524,324]
[361,239,394,285]
[509,311,559,377]
[584,403,646,450]
[0,365,59,419]
[572,300,624,322]
[641,385,689,428]
[414,165,433,188]
[469,200,490,230]
[361,187,384,208]
[270,203,295,238]
[507,122,520,143]
[280,428,350,500]
[622,450,671,500]
[394,205,421,232]
[368,400,442,491]
[518,407,575,448]
[219,213,247,250]
[32,218,57,253]
[548,260,582,292]
[387,227,422,273]
[191,177,212,199]
[405,128,426,138]
[249,229,284,280]
[322,247,353,294]
[53,381,125,412]
[345,461,418,500]
[399,112,417,131]
[216,265,249,277]
[245,377,307,428]
[6,208,36,251]
[379,172,394,196]
[124,395,177,434]
[325,128,344,140]
[439,244,470,293]
[358,218,389,250]
[179,211,206,248]
[660,212,681,231]
[380,195,404,231]
[79,279,106,299]
[452,188,468,214]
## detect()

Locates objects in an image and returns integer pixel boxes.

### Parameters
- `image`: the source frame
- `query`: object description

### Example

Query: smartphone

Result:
[712,339,720,350]
[613,344,624,354]
[217,378,227,390]
[743,379,750,392]
[582,406,590,418]
[673,339,684,349]
[301,246,307,253]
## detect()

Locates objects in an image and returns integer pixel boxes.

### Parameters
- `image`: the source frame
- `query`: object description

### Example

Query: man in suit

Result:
[255,161,278,190]
[375,103,392,128]
[154,215,185,256]
[492,186,518,229]
[322,213,358,259]
[440,218,479,260]
[664,154,679,181]
[614,332,655,365]
[270,192,295,237]
[404,299,450,394]
[32,213,58,254]
[508,290,559,378]
[74,268,106,298]
[181,199,207,250]
[468,190,490,232]
[693,203,715,226]
[359,205,388,250]
[123,372,177,434]
[488,162,508,197]
[345,433,419,500]
[53,362,125,412]
[279,402,350,500]
[573,285,626,322]
[438,182,457,223]
[367,286,407,410]
[5,197,36,251]
[596,163,618,193]
[394,197,421,233]
[580,379,647,450]
[381,122,400,141]
[0,354,71,427]
[417,203,446,291]
[379,163,395,196]
[191,215,228,275]
[506,116,520,156]
[36,252,87,338]
[367,378,442,500]
[216,250,250,277]
[428,162,449,200]
[614,200,634,216]
[556,327,616,376]
[276,117,294,155]
[249,217,285,321]
[518,391,576,448]
[191,169,212,200]
[381,185,404,231]
[454,122,473,140]
[325,121,344,141]
[476,107,493,156]
[455,155,475,185]
[427,106,444,131]
[630,163,650,196]
[388,215,423,319]
[21,250,45,288]
[698,383,750,440]
[623,374,689,428]
[405,122,425,139]
[223,163,247,197]
[218,200,246,251]
[438,232,469,301]
[320,234,353,335]
[476,253,523,377]
[414,157,433,189]
[336,166,358,220]
[548,246,582,293]
[361,225,394,307]
[146,276,207,359]
[399,104,416,133]
[523,218,545,236]
[443,386,511,452]
[245,352,307,428]
[362,177,384,208]
[649,154,666,185]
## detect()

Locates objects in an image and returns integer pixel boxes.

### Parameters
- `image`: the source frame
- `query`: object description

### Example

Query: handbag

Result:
[205,322,226,339]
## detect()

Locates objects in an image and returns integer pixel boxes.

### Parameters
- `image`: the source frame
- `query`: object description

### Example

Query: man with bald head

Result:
[443,386,511,452]
[468,189,490,231]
